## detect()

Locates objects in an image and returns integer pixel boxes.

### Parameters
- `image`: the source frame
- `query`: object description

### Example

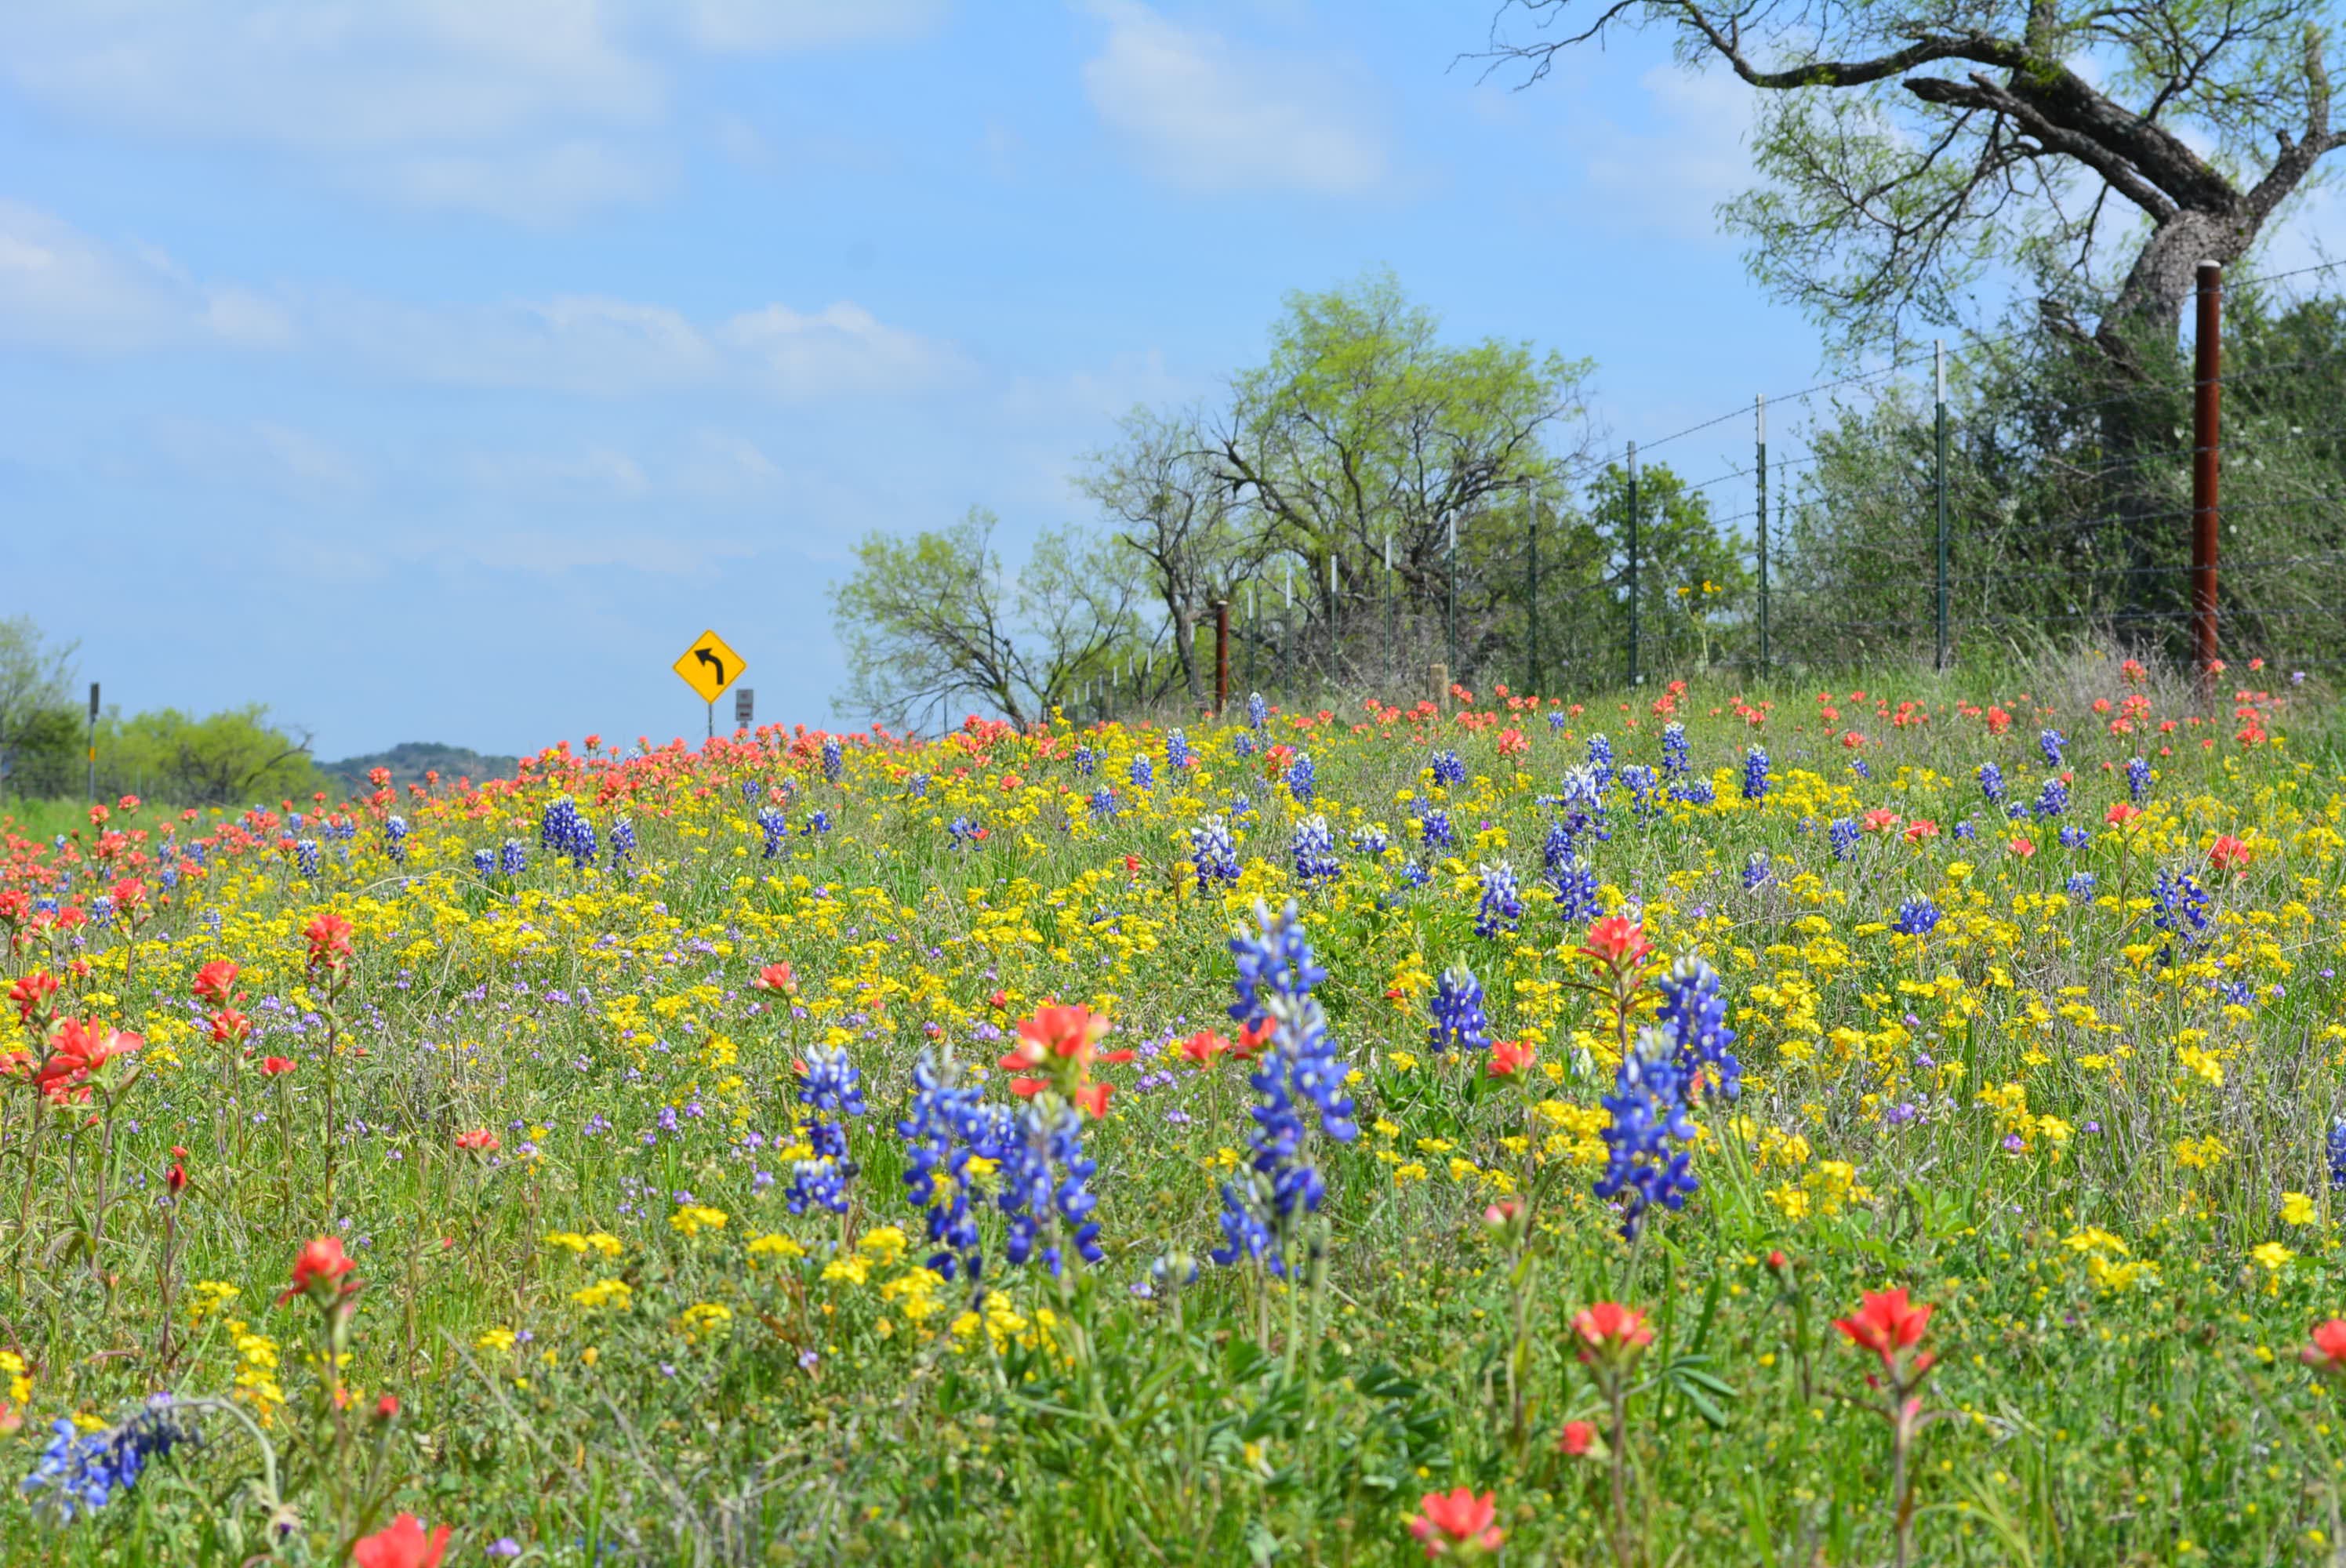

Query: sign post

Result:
[734,688,754,731]
[672,630,746,742]
[86,682,99,804]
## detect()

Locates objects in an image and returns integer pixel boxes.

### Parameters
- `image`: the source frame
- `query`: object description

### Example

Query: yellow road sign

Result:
[673,630,746,703]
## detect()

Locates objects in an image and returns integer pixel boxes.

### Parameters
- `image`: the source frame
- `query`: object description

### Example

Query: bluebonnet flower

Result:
[1000,1098,1102,1276]
[1167,728,1192,771]
[2328,1120,2346,1190]
[1426,963,1489,1054]
[2152,869,2212,963]
[1742,745,1770,800]
[899,1054,1010,1284]
[757,806,789,858]
[1742,852,1773,891]
[1192,815,1240,888]
[786,1158,849,1215]
[1474,862,1522,938]
[786,1045,865,1215]
[1657,956,1738,1099]
[1285,750,1316,804]
[1547,710,1567,731]
[1661,721,1688,777]
[20,1398,187,1525]
[472,848,496,879]
[1211,902,1357,1276]
[1088,786,1120,822]
[822,735,844,782]
[1247,691,1268,729]
[2033,777,2070,818]
[608,818,637,870]
[2006,801,2030,820]
[1419,808,1455,850]
[2128,755,2152,802]
[1349,824,1390,857]
[2066,872,2098,899]
[1291,815,1340,887]
[1073,744,1096,777]
[383,815,409,866]
[1432,750,1466,787]
[2058,825,2089,850]
[2219,979,2254,1009]
[907,772,931,799]
[1549,855,1600,920]
[740,779,761,806]
[294,839,320,879]
[1586,732,1614,787]
[1952,819,1976,840]
[1618,763,1658,820]
[159,865,179,892]
[2039,728,2065,768]
[1130,753,1155,793]
[1233,731,1257,759]
[1894,898,1941,935]
[541,796,596,868]
[1977,761,2006,804]
[803,810,832,836]
[1673,777,1716,806]
[498,839,527,877]
[1828,818,1860,861]
[1850,758,1872,781]
[947,816,984,849]
[1397,860,1431,891]
[1593,1029,1699,1240]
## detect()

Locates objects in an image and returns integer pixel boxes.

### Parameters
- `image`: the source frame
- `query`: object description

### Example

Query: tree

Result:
[0,615,78,797]
[832,507,1139,728]
[1483,0,2343,627]
[1583,463,1756,673]
[1075,406,1265,706]
[1486,0,2341,354]
[96,705,321,805]
[1209,270,1596,627]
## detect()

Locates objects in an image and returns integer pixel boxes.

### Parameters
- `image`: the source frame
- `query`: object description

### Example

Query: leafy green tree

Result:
[1582,462,1756,675]
[1484,0,2345,622]
[0,615,79,798]
[96,705,321,805]
[832,507,1140,728]
[1209,270,1595,632]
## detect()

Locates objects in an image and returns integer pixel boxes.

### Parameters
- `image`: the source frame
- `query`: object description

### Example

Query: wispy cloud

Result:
[0,2,953,220]
[1077,0,1391,196]
[1579,65,1755,241]
[0,202,965,397]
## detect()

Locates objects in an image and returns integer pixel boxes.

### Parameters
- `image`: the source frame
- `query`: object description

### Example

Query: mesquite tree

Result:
[1483,0,2344,621]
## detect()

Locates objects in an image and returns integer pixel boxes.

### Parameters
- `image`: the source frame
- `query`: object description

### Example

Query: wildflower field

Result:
[7,660,2346,1566]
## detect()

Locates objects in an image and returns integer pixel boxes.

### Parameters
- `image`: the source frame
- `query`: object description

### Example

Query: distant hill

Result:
[318,742,521,793]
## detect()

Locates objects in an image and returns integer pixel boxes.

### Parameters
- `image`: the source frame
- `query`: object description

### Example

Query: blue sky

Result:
[2,1,2337,760]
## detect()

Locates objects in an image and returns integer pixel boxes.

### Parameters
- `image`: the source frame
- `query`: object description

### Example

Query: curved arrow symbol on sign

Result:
[695,647,727,686]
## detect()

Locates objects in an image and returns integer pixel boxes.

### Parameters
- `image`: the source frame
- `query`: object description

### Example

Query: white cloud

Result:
[0,200,277,352]
[0,1,952,220]
[721,302,966,396]
[372,140,670,224]
[1580,66,1755,240]
[674,0,950,52]
[1077,0,1390,196]
[0,201,961,397]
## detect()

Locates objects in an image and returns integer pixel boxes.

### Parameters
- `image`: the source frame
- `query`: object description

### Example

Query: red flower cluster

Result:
[998,1004,1132,1118]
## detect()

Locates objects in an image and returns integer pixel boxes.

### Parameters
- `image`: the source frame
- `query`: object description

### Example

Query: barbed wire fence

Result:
[1067,258,2344,720]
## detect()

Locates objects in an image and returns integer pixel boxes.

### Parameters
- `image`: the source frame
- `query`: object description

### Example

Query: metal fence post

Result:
[2193,260,2223,682]
[1626,441,1642,687]
[1526,485,1541,694]
[1755,397,1768,675]
[1934,339,1950,671]
[1446,511,1458,688]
